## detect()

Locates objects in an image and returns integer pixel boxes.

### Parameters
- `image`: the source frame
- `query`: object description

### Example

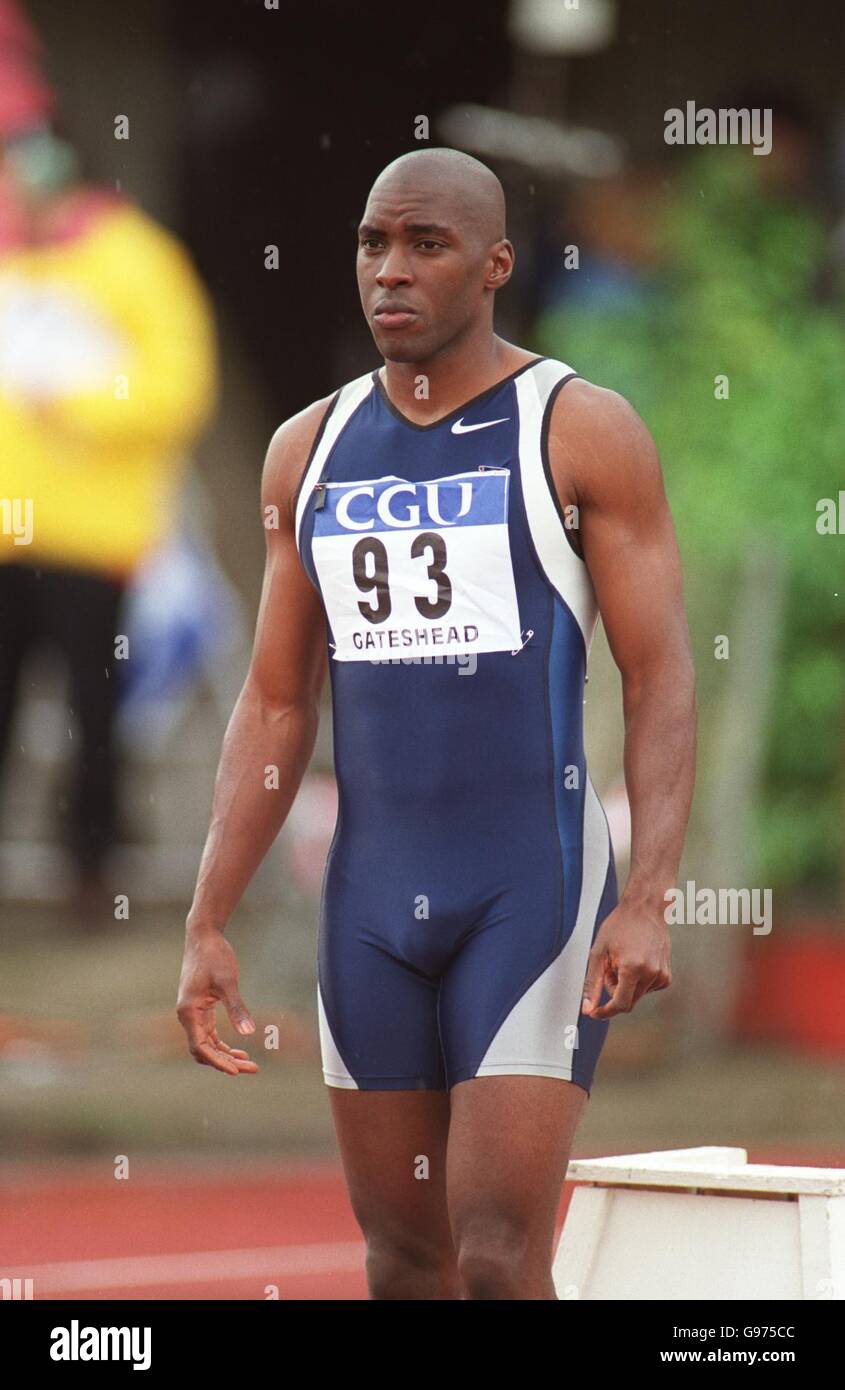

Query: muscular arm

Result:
[177,395,333,1071]
[548,380,697,1016]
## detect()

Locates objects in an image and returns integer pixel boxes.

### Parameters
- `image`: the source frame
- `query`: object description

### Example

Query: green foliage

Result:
[537,149,845,898]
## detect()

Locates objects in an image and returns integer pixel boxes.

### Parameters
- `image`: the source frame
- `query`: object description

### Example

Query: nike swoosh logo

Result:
[450,417,510,434]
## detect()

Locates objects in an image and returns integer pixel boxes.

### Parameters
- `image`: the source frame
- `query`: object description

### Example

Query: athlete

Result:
[177,148,697,1300]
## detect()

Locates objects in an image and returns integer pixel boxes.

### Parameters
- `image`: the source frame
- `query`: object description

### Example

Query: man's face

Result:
[356,181,494,363]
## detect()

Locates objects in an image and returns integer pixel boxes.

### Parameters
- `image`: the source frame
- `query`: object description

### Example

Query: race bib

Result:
[310,468,523,661]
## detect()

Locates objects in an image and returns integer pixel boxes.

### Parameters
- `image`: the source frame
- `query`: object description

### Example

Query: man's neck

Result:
[379,333,536,425]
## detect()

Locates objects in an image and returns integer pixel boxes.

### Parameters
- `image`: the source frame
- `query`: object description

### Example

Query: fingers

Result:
[581,948,607,1017]
[219,983,256,1038]
[590,964,671,1018]
[189,1037,243,1075]
[177,1004,259,1075]
[209,1030,260,1073]
[590,965,639,1019]
[213,1038,250,1058]
[193,1034,258,1074]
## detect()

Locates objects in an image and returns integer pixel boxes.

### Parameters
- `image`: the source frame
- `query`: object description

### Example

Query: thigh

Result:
[439,848,619,1093]
[319,870,456,1266]
[446,1074,587,1254]
[318,857,447,1090]
[329,1088,454,1256]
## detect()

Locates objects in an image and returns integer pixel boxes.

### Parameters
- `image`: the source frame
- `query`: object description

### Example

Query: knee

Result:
[456,1220,532,1300]
[365,1235,458,1300]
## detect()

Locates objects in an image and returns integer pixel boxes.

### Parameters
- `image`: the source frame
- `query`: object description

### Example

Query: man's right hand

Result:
[177,929,259,1076]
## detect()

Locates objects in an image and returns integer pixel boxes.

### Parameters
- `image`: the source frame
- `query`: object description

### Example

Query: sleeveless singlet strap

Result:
[294,372,375,552]
[514,359,599,651]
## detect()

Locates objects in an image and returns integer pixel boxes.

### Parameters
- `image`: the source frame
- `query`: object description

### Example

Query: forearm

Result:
[619,657,697,911]
[187,681,320,933]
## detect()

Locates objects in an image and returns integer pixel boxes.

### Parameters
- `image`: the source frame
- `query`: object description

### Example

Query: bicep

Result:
[248,521,328,708]
[554,386,691,682]
[246,406,333,708]
[584,485,689,684]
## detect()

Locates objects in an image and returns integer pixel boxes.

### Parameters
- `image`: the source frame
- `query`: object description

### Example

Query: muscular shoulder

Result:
[547,376,663,508]
[261,391,337,529]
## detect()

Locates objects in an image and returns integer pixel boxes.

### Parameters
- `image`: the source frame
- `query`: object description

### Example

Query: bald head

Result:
[357,147,514,364]
[369,148,506,247]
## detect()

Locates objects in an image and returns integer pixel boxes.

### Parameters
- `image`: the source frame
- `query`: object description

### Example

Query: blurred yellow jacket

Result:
[0,196,217,577]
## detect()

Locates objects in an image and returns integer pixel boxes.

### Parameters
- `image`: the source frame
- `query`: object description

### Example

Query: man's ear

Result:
[486,238,515,290]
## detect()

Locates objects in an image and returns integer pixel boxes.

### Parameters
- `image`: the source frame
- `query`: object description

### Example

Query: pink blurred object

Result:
[0,165,28,248]
[0,0,43,55]
[0,55,54,133]
[283,773,339,894]
[0,0,54,135]
[601,778,632,864]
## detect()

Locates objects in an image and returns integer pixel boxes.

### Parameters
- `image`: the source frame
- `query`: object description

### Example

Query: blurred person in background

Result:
[533,163,670,321]
[0,7,217,919]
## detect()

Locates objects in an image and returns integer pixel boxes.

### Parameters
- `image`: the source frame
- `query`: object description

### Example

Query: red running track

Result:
[3,1146,843,1300]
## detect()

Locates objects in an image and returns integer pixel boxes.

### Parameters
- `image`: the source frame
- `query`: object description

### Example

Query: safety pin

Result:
[511,628,534,655]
